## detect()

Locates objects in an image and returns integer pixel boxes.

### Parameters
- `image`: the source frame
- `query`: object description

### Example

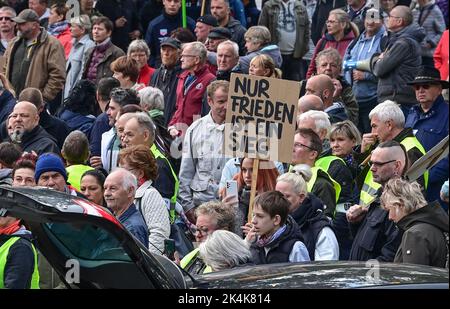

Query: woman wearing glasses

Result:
[180,201,236,274]
[307,9,359,78]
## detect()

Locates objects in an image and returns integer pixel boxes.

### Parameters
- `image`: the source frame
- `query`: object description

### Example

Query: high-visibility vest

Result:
[307,166,341,203]
[359,136,429,206]
[0,236,40,289]
[151,144,179,223]
[66,164,94,191]
[180,248,212,274]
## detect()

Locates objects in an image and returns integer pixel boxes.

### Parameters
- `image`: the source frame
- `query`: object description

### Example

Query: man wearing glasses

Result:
[0,6,16,56]
[405,66,449,210]
[346,140,404,262]
[371,5,426,117]
[167,42,215,138]
[357,100,427,207]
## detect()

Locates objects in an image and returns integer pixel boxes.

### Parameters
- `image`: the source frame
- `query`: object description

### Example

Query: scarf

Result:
[0,219,21,235]
[256,225,287,247]
[48,21,69,37]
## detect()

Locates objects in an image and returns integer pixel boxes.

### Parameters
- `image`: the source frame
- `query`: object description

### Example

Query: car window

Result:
[43,222,132,262]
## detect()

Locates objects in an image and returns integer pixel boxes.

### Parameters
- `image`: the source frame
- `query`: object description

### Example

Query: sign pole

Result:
[201,0,207,16]
[182,0,187,28]
[247,158,259,223]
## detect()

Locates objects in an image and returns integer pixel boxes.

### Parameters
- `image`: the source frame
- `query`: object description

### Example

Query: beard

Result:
[10,129,24,143]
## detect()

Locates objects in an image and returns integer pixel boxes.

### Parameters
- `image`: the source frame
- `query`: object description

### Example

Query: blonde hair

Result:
[250,54,282,78]
[277,172,308,195]
[330,120,362,145]
[381,178,427,215]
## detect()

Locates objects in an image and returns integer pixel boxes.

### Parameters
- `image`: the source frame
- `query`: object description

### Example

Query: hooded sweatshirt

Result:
[395,201,449,268]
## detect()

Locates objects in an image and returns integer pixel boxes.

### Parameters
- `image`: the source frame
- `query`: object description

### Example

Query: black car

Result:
[0,186,448,289]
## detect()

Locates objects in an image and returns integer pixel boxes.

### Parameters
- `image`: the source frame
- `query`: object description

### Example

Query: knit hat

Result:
[35,153,67,182]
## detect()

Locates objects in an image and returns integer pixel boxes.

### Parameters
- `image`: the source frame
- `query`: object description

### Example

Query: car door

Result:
[0,185,187,289]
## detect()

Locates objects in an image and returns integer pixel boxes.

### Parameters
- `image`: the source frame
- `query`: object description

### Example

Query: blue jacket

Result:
[145,11,196,67]
[405,95,449,204]
[345,26,386,105]
[59,109,96,137]
[0,89,16,125]
[89,112,111,157]
[119,204,149,248]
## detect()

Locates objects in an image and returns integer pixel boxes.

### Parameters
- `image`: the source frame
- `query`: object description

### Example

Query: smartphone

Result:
[226,180,238,198]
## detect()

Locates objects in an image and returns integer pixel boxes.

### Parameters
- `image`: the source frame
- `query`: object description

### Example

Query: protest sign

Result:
[224,73,300,163]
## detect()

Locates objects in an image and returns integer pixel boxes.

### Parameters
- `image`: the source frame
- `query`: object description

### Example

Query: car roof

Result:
[196,261,449,289]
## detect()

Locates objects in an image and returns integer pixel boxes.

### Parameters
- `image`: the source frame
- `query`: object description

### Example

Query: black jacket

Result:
[14,125,60,155]
[320,150,355,205]
[312,168,336,218]
[395,201,449,268]
[40,110,70,150]
[349,194,402,262]
[291,193,334,260]
[250,216,305,264]
[150,63,182,126]
[95,0,141,52]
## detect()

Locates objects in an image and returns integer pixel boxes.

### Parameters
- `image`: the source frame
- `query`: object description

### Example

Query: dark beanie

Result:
[35,153,67,181]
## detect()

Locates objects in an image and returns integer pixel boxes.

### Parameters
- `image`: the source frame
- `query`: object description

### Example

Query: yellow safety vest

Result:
[0,237,40,289]
[180,248,212,274]
[307,166,341,203]
[151,144,179,223]
[359,136,429,206]
[66,165,94,191]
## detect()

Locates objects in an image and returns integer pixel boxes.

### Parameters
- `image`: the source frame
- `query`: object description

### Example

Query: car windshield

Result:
[43,221,132,262]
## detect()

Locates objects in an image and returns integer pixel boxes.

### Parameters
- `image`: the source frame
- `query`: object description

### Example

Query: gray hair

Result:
[127,39,150,58]
[369,100,405,129]
[111,168,138,191]
[381,178,427,215]
[199,230,252,271]
[244,26,271,46]
[185,41,207,63]
[129,112,156,144]
[0,6,17,17]
[290,164,313,182]
[70,14,92,33]
[299,110,332,138]
[277,172,307,195]
[217,40,239,58]
[139,87,164,111]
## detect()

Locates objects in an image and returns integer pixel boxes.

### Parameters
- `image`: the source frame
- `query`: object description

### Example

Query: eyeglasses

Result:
[387,15,402,19]
[369,159,396,167]
[0,16,12,21]
[413,84,438,91]
[195,226,210,235]
[294,142,316,151]
[326,20,339,24]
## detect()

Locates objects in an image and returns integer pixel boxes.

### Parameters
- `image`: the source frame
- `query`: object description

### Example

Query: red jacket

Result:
[434,30,449,81]
[56,26,73,59]
[169,65,215,130]
[138,64,155,86]
[307,29,357,78]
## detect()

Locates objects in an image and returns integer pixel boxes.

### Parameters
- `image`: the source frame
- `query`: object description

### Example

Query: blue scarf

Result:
[48,21,69,36]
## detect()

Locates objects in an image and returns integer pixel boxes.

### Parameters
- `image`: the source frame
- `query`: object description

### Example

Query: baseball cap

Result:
[12,9,39,24]
[160,37,182,50]
[208,27,232,40]
[197,14,218,27]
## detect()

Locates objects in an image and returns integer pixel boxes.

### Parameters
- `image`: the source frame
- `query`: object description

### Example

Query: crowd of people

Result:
[0,0,448,288]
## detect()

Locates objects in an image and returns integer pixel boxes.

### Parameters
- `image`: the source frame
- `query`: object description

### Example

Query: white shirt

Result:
[314,226,340,261]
